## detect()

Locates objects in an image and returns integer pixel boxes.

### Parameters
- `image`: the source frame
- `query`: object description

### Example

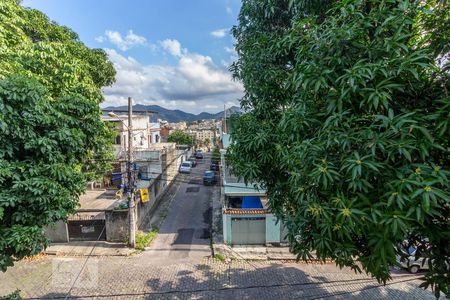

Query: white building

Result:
[101,115,161,154]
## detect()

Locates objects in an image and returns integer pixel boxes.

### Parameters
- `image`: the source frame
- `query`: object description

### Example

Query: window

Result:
[115,135,121,145]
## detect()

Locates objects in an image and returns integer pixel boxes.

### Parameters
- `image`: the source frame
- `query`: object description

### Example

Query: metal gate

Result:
[67,213,106,241]
[231,217,266,245]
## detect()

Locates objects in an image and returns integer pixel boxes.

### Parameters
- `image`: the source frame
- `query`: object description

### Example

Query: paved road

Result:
[144,152,216,265]
[0,153,440,299]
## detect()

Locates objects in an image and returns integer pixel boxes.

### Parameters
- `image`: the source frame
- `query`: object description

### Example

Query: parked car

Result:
[188,157,197,167]
[210,163,219,171]
[179,161,192,173]
[203,171,216,185]
[397,254,429,274]
[396,242,431,273]
[195,151,204,159]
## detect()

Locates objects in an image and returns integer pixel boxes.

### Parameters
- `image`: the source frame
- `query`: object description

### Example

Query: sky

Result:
[21,0,243,114]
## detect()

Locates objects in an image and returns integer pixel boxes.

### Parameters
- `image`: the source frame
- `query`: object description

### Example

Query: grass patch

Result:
[135,230,158,251]
[214,253,225,262]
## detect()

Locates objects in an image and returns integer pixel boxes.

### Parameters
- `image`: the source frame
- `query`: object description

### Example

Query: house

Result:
[220,128,288,246]
[101,114,161,150]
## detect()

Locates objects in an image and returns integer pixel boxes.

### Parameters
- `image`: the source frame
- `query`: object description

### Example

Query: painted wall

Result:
[223,214,232,244]
[265,214,281,244]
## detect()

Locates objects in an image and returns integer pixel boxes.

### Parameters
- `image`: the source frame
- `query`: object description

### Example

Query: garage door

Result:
[231,217,266,245]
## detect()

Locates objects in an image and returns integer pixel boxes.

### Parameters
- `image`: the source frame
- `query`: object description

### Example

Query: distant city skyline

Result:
[22,0,243,113]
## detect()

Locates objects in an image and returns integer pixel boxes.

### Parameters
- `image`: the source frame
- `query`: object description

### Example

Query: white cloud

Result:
[97,30,147,51]
[225,46,236,54]
[95,36,105,43]
[159,39,183,57]
[102,43,243,113]
[210,28,228,38]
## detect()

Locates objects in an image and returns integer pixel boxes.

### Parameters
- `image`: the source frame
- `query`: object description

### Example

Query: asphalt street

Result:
[144,152,216,265]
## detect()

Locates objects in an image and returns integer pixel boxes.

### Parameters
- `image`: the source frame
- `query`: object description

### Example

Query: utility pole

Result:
[127,96,136,248]
[223,104,227,134]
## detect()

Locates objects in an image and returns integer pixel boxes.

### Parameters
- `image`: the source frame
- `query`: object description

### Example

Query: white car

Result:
[396,244,431,274]
[179,161,192,174]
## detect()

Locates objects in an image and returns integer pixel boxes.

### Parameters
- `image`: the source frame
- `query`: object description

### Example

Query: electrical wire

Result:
[110,167,265,191]
[24,274,422,299]
[63,225,107,300]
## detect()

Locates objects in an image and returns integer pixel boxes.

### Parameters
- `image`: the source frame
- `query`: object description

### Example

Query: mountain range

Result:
[103,104,241,123]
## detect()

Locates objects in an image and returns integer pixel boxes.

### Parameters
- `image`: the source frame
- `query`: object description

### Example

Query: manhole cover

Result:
[186,187,200,193]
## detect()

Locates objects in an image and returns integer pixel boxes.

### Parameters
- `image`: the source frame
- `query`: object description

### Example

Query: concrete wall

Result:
[105,210,129,242]
[136,145,180,229]
[45,220,69,243]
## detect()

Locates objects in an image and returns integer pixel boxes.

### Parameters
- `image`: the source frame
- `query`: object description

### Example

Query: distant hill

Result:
[103,104,241,123]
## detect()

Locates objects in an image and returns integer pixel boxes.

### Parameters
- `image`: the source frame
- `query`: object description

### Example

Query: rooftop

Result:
[78,189,121,211]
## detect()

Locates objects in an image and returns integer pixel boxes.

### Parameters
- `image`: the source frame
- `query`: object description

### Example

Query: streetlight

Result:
[108,99,136,248]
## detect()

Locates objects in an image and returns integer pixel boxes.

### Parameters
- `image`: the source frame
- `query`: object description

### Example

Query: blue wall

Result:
[265,214,281,243]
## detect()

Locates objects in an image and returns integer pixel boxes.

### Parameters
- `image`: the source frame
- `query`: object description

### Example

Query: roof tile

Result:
[223,208,267,215]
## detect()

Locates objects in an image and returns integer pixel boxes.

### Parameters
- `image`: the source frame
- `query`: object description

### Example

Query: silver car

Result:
[179,161,192,173]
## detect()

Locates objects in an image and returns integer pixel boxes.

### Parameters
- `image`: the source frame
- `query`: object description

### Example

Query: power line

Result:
[25,274,421,299]
[63,225,106,300]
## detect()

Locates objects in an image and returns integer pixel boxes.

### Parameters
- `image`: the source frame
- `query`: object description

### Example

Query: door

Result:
[231,217,266,245]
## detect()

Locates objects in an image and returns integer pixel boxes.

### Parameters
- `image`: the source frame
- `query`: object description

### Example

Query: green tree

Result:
[229,0,449,296]
[0,0,115,271]
[167,130,194,146]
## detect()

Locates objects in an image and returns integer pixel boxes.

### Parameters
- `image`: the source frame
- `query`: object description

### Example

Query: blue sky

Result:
[22,0,243,114]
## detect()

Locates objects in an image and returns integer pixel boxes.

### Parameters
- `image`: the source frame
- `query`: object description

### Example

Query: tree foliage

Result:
[0,0,116,271]
[167,130,195,146]
[229,0,449,296]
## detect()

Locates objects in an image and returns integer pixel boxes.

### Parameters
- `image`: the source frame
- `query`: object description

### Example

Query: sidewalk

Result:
[45,241,133,257]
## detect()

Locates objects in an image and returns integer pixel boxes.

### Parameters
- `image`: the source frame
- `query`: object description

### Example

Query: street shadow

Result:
[143,260,436,299]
